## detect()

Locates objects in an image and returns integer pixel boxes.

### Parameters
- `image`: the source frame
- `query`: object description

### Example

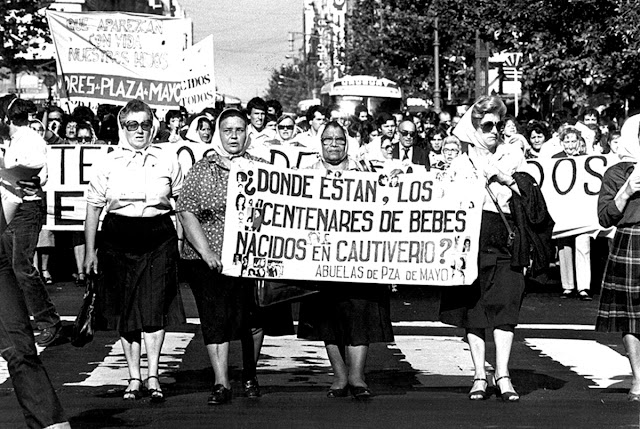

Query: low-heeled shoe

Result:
[208,384,232,405]
[243,378,261,398]
[349,385,372,399]
[326,386,349,398]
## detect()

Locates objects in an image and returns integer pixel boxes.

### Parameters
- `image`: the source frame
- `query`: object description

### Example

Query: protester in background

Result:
[442,135,462,169]
[185,116,213,144]
[84,98,185,403]
[608,132,621,155]
[553,126,593,301]
[264,113,277,135]
[298,121,394,399]
[440,95,526,402]
[266,99,283,119]
[177,108,292,404]
[43,106,65,144]
[525,121,550,159]
[427,127,447,169]
[164,110,185,143]
[393,118,430,169]
[29,119,45,138]
[274,114,305,146]
[0,96,70,429]
[246,97,274,146]
[298,105,327,151]
[355,104,369,123]
[596,114,640,402]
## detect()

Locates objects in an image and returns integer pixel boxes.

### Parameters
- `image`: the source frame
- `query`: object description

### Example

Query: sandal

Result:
[146,375,165,403]
[468,378,489,400]
[42,271,53,285]
[123,378,143,401]
[494,376,520,402]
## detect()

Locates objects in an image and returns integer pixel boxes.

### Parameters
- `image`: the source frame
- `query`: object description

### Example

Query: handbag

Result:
[485,183,516,248]
[255,279,318,307]
[71,274,98,347]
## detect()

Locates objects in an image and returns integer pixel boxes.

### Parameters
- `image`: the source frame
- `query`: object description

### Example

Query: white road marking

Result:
[64,332,194,386]
[392,335,492,387]
[526,338,631,389]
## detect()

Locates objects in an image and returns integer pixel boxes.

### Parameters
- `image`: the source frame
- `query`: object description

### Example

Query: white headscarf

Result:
[210,108,251,162]
[117,104,159,151]
[185,115,212,144]
[617,114,640,163]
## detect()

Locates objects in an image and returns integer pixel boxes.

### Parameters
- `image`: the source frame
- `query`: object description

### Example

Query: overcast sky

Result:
[180,0,303,103]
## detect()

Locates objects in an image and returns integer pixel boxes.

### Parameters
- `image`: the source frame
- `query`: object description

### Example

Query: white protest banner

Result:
[220,163,484,286]
[46,11,192,108]
[179,35,216,113]
[524,154,620,238]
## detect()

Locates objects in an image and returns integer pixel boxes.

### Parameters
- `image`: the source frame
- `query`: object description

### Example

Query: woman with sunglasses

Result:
[84,99,185,403]
[274,114,305,146]
[440,95,526,402]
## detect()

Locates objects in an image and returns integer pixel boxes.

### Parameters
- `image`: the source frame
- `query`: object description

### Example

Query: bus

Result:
[320,75,402,117]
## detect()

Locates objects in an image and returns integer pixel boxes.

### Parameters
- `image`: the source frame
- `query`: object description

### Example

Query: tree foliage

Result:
[264,60,323,113]
[0,1,51,75]
[346,0,640,111]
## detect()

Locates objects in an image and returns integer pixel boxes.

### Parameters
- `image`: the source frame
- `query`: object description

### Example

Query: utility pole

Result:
[475,30,489,99]
[433,16,442,113]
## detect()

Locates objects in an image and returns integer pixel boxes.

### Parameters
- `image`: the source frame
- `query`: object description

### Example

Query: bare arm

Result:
[84,204,103,275]
[177,211,221,272]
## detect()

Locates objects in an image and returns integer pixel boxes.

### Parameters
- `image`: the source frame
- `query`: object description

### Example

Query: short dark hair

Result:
[355,104,368,117]
[165,109,182,123]
[246,97,267,114]
[581,107,600,121]
[306,105,326,122]
[376,112,395,129]
[219,108,248,127]
[266,99,283,117]
[470,95,507,129]
[8,98,36,126]
[527,121,550,141]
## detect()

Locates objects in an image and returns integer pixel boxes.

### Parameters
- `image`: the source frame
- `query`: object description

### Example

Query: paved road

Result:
[1,281,639,428]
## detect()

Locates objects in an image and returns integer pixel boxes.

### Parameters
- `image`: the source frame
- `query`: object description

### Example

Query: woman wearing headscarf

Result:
[273,114,305,146]
[440,95,526,402]
[177,108,293,405]
[596,114,640,401]
[297,120,394,399]
[185,115,213,144]
[84,99,185,403]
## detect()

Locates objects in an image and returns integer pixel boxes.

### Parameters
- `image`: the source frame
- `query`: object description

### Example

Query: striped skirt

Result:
[596,225,640,333]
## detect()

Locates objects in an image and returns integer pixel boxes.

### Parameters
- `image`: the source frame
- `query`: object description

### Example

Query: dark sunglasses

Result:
[399,130,416,137]
[480,121,504,133]
[124,120,153,132]
[278,125,294,130]
[382,144,393,150]
[77,136,93,143]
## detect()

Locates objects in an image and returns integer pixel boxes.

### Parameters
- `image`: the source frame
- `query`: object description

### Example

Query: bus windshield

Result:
[320,75,402,117]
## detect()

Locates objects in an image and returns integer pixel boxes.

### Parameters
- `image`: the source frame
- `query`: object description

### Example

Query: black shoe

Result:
[560,289,574,299]
[348,385,372,399]
[327,386,349,398]
[208,384,232,405]
[243,377,261,398]
[578,290,593,301]
[36,323,61,347]
[146,375,165,403]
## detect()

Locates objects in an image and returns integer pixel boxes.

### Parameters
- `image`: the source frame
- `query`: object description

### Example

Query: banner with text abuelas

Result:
[524,154,620,238]
[220,162,484,286]
[46,11,192,108]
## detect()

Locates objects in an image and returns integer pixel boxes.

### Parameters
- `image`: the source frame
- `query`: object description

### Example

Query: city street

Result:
[1,279,639,428]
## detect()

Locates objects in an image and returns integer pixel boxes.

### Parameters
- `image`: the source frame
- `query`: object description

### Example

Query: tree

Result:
[0,1,52,78]
[264,60,323,113]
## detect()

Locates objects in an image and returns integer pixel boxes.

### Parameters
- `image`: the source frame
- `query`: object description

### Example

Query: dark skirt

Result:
[297,283,394,346]
[440,211,525,329]
[596,226,640,333]
[181,259,294,345]
[97,214,185,334]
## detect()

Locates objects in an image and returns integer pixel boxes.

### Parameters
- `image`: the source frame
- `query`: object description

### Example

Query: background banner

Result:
[46,10,192,108]
[220,162,484,286]
[524,154,620,238]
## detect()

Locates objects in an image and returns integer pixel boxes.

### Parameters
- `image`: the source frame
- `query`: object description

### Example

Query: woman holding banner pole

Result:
[439,95,526,402]
[297,120,394,399]
[596,114,640,401]
[84,99,185,403]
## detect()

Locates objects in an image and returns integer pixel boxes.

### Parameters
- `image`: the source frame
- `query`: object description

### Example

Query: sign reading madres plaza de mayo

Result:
[220,162,484,286]
[46,11,193,108]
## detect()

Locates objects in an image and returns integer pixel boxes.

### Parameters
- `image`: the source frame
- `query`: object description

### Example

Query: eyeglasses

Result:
[480,121,504,133]
[382,144,393,150]
[399,130,416,137]
[78,136,93,143]
[443,148,460,155]
[321,137,347,146]
[278,125,294,130]
[124,120,153,132]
